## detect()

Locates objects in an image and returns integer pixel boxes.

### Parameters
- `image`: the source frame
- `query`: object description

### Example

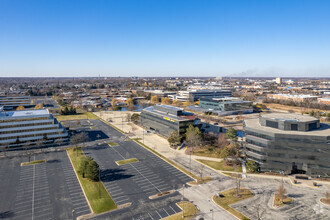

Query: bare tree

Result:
[252,203,267,220]
[277,184,287,203]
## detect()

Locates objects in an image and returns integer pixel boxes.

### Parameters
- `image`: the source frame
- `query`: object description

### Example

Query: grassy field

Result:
[192,148,222,158]
[213,188,253,220]
[116,158,139,165]
[273,193,293,207]
[108,142,118,146]
[55,112,100,121]
[163,201,197,220]
[67,148,117,213]
[197,159,242,172]
[21,159,46,166]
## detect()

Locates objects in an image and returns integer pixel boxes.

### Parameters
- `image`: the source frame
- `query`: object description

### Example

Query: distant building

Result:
[0,109,68,147]
[318,97,330,105]
[200,97,253,112]
[267,94,319,102]
[0,96,30,110]
[144,90,177,98]
[169,89,232,102]
[139,105,199,137]
[244,113,330,176]
[275,77,282,84]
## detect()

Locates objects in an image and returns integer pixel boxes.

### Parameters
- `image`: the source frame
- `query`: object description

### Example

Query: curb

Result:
[66,150,94,214]
[211,195,240,220]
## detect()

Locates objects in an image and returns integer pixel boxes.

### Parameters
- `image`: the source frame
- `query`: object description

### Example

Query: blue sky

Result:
[0,0,330,77]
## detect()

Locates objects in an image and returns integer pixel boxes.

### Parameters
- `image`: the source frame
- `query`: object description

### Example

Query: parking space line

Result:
[169,205,176,214]
[155,210,162,219]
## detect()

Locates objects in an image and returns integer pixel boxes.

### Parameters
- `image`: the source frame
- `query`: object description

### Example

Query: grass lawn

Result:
[108,142,118,146]
[21,159,46,166]
[273,193,293,207]
[67,147,117,213]
[192,148,222,158]
[188,176,212,185]
[197,159,242,172]
[163,201,197,220]
[116,158,139,166]
[55,112,100,121]
[213,188,253,220]
[222,172,243,179]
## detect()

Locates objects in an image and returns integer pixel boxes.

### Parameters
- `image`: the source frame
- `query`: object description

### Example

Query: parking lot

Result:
[0,151,90,220]
[82,119,193,219]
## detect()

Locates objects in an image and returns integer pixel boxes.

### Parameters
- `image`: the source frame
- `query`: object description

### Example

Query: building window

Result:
[291,124,298,131]
[266,120,278,129]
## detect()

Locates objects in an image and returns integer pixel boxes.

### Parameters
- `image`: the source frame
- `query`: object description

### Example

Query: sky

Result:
[0,0,330,77]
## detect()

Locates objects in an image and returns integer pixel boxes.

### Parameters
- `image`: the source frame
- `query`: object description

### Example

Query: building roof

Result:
[143,106,194,122]
[245,116,330,137]
[0,109,49,118]
[261,113,318,123]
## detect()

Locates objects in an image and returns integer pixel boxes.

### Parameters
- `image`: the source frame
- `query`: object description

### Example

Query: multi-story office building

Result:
[200,97,253,113]
[0,96,30,110]
[139,105,199,137]
[244,113,330,176]
[169,89,232,102]
[0,108,68,147]
[267,94,319,102]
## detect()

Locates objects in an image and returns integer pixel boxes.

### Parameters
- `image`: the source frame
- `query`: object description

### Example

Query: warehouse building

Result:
[0,108,68,147]
[244,113,330,177]
[139,105,199,137]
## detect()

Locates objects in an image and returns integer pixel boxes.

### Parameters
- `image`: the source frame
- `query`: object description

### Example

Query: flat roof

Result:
[143,106,193,122]
[245,117,330,137]
[0,109,49,118]
[261,113,318,122]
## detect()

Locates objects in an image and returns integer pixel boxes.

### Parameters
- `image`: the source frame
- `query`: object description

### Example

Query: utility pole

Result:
[98,167,101,199]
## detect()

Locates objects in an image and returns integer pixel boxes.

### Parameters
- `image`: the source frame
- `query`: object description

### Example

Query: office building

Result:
[267,94,319,102]
[276,77,282,84]
[169,89,232,102]
[0,96,30,110]
[200,97,253,113]
[244,113,330,177]
[139,105,199,137]
[0,108,68,147]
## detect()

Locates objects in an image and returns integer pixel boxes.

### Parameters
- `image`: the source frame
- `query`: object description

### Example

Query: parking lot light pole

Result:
[210,209,213,220]
[72,209,75,220]
[98,167,101,199]
[182,184,184,218]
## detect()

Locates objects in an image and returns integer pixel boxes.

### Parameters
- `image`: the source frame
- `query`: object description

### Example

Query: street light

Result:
[210,209,214,220]
[182,184,185,218]
[72,209,75,220]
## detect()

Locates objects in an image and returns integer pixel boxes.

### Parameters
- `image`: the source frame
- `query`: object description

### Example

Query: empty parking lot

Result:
[0,151,90,219]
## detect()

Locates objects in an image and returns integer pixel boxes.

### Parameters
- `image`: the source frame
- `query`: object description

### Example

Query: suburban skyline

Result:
[1,0,330,77]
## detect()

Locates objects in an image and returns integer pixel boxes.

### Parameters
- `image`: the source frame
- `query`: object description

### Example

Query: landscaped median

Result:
[115,158,139,166]
[213,188,253,220]
[21,159,46,166]
[108,142,118,146]
[67,147,117,214]
[163,201,197,220]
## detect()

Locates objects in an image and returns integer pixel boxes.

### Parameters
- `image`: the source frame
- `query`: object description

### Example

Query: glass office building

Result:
[0,108,68,147]
[244,113,330,177]
[139,105,198,137]
[200,97,253,112]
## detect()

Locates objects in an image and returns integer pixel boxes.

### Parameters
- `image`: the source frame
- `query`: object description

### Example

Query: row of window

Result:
[0,116,49,123]
[1,125,58,135]
[0,131,64,141]
[0,121,54,129]
[246,147,266,155]
[245,130,274,140]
